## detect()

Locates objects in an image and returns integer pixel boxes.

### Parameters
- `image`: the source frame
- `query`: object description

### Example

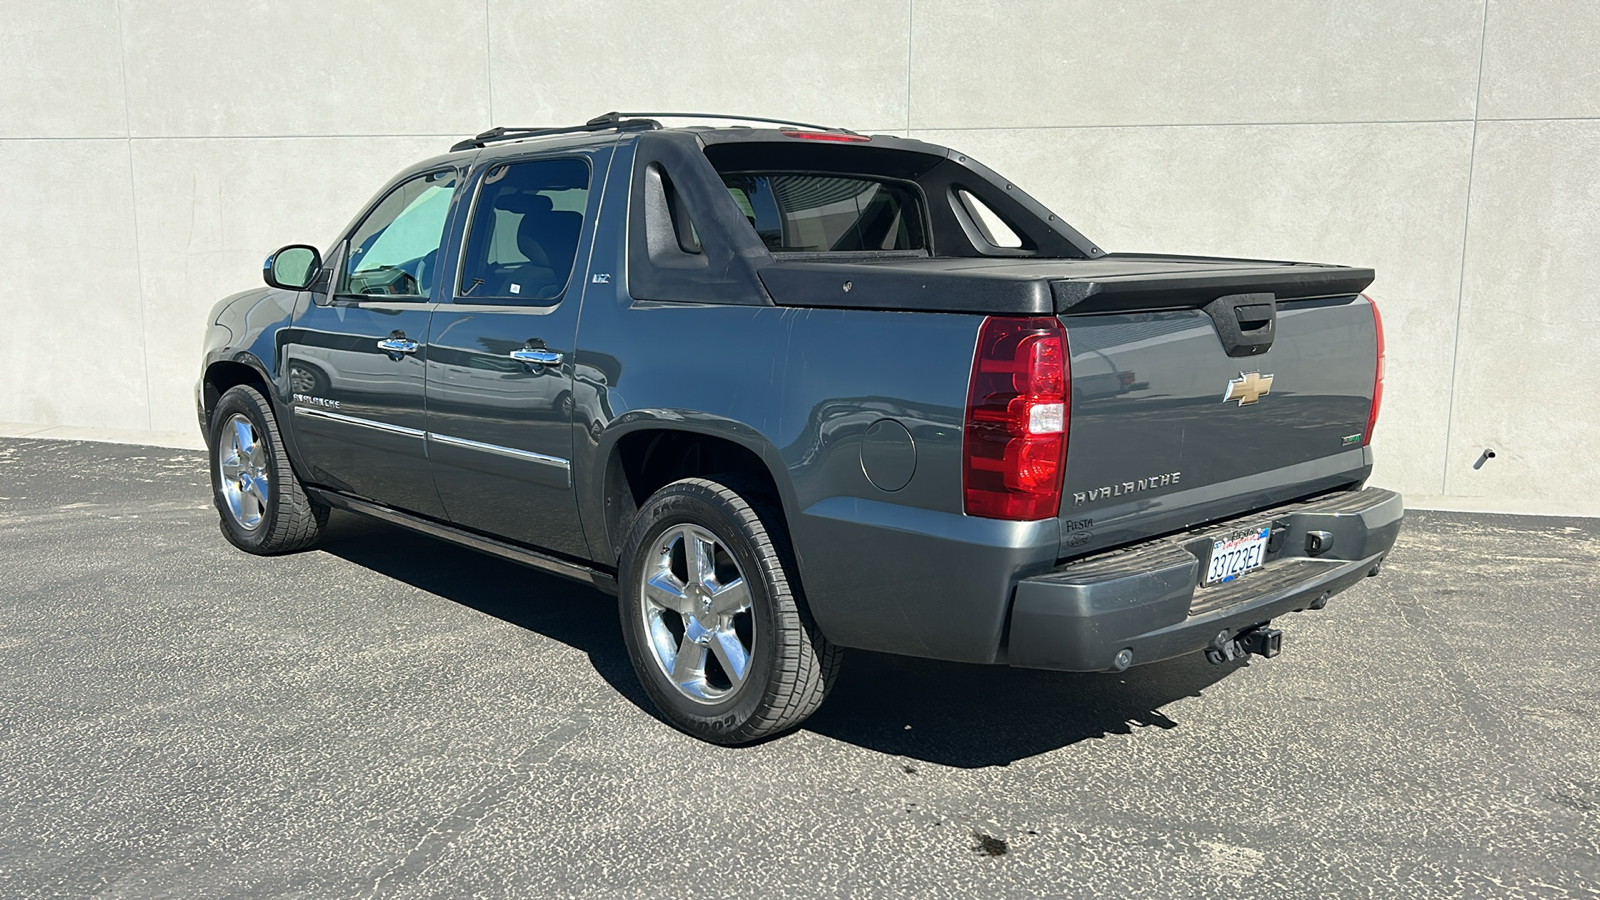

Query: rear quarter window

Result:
[719,173,925,253]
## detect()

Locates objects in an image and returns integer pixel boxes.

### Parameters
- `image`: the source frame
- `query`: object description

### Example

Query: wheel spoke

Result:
[244,473,269,504]
[711,577,751,616]
[231,419,255,462]
[247,439,267,472]
[670,633,706,683]
[644,570,693,615]
[240,487,261,523]
[685,531,714,587]
[711,628,751,687]
[646,611,679,664]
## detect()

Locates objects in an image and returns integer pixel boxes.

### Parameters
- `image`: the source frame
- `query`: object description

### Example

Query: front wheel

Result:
[208,384,328,555]
[618,477,841,744]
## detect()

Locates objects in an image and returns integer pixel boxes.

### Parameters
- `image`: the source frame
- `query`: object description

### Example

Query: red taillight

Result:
[1363,293,1385,446]
[781,130,871,142]
[963,316,1069,520]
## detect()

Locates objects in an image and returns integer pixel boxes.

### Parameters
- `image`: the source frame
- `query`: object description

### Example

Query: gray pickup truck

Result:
[198,112,1401,744]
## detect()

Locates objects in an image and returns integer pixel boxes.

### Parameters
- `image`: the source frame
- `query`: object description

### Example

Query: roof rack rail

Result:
[449,111,857,153]
[449,116,661,152]
[586,111,856,134]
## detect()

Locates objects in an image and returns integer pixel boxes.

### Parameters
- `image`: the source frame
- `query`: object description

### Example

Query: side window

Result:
[340,170,458,298]
[458,157,591,302]
[956,189,1023,249]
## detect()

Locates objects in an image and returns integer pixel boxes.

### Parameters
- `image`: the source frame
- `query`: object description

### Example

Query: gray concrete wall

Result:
[2,1,1595,514]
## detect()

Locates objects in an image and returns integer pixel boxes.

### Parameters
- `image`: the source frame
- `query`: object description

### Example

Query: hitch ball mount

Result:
[1205,625,1283,665]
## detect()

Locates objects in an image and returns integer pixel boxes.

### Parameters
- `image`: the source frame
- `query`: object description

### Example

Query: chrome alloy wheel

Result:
[640,524,755,704]
[217,413,270,531]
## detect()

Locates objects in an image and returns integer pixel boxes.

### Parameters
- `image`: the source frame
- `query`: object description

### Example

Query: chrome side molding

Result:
[427,432,570,471]
[293,407,572,472]
[293,406,426,438]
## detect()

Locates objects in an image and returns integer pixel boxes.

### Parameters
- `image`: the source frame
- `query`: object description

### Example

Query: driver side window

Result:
[339,170,458,298]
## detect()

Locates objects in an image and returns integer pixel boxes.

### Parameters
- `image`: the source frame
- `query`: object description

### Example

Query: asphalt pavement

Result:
[1,437,1596,898]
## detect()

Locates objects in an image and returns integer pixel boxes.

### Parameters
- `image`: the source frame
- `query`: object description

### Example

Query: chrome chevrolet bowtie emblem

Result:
[1223,372,1274,406]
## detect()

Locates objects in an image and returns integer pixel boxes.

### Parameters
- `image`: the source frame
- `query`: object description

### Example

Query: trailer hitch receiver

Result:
[1205,625,1283,664]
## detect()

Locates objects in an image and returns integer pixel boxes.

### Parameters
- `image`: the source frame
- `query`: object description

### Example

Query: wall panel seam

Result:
[905,0,914,132]
[908,119,1475,133]
[1442,0,1492,496]
[113,0,154,430]
[484,0,495,125]
[0,134,467,143]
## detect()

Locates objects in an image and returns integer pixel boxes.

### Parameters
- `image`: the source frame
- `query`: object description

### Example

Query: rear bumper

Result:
[1006,487,1403,672]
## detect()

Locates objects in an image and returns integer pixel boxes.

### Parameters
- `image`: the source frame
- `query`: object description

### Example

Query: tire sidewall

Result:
[618,482,781,742]
[209,387,282,553]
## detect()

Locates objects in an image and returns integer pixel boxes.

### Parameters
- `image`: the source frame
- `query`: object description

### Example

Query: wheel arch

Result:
[201,356,274,427]
[594,418,796,567]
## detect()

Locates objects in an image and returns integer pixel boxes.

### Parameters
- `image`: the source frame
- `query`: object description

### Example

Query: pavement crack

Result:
[362,719,589,898]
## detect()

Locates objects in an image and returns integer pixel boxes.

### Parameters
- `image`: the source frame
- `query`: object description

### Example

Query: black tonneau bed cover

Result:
[757,254,1376,316]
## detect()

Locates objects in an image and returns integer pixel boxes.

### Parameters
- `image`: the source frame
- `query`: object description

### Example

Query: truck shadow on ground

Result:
[318,511,1245,769]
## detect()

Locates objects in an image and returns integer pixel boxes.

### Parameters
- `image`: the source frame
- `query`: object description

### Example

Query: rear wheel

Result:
[208,384,327,555]
[618,477,841,744]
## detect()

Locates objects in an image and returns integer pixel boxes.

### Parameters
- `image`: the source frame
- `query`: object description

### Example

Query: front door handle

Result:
[508,348,562,366]
[377,334,418,355]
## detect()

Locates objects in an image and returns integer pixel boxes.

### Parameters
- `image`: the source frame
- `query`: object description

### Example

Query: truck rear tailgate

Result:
[1058,293,1379,557]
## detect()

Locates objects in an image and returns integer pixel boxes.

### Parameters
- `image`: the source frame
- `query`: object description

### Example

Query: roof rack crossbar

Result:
[588,111,855,134]
[449,117,661,152]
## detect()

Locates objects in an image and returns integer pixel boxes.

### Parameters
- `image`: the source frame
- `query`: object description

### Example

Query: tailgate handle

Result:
[1235,304,1274,330]
[1204,292,1277,358]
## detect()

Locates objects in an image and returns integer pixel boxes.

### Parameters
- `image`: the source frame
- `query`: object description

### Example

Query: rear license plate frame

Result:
[1204,524,1271,585]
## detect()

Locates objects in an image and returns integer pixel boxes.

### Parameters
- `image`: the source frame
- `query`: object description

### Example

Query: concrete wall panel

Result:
[130,136,450,433]
[0,2,127,138]
[909,0,1485,129]
[1480,0,1600,120]
[0,140,147,429]
[3,1,1599,513]
[1446,120,1600,501]
[913,123,1474,496]
[487,0,910,131]
[118,0,490,137]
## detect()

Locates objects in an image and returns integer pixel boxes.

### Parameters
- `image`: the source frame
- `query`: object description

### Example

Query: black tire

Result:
[618,477,842,744]
[208,384,328,555]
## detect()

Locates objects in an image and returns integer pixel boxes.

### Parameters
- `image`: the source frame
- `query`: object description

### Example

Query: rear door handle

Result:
[509,348,562,366]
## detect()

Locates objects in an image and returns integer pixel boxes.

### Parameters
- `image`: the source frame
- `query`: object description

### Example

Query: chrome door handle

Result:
[508,348,562,366]
[376,337,418,354]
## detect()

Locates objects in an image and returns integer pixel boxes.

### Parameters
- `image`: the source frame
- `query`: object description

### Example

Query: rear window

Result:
[719,173,924,253]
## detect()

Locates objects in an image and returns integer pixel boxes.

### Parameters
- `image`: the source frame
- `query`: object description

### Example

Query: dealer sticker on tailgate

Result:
[1205,525,1271,585]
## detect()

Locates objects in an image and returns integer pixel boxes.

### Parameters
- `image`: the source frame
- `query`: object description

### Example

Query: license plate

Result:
[1205,525,1270,585]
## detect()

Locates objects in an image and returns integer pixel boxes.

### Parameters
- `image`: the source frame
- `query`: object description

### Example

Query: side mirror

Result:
[263,244,322,291]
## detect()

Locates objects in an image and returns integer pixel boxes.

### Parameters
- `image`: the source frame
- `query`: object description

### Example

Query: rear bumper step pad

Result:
[1006,487,1402,672]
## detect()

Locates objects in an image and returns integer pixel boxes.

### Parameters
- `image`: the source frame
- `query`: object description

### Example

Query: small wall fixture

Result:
[1472,448,1496,470]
